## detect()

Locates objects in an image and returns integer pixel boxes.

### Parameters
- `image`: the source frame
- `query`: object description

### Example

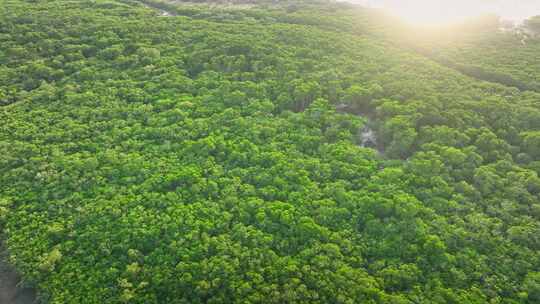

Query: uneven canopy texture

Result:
[1,0,540,303]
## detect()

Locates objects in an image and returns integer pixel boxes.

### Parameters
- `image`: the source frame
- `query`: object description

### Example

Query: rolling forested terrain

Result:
[407,17,540,92]
[1,0,540,303]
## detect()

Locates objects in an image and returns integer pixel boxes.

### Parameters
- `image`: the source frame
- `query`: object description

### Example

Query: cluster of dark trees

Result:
[1,0,540,303]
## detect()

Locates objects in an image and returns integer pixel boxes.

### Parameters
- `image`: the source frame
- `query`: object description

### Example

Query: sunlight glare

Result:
[385,0,489,26]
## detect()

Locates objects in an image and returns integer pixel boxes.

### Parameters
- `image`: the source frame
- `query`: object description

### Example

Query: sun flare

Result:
[384,0,490,26]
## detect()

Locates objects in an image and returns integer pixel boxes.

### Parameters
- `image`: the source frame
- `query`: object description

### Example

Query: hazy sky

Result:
[349,0,540,23]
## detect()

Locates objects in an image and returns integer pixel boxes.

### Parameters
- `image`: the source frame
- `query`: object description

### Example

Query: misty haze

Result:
[349,0,540,23]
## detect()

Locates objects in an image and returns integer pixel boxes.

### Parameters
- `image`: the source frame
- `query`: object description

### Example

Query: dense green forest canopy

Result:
[1,0,540,303]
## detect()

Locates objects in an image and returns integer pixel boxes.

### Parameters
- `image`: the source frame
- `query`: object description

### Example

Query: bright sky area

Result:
[347,0,540,25]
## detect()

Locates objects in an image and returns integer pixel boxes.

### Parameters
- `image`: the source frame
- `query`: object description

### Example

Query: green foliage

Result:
[1,0,540,303]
